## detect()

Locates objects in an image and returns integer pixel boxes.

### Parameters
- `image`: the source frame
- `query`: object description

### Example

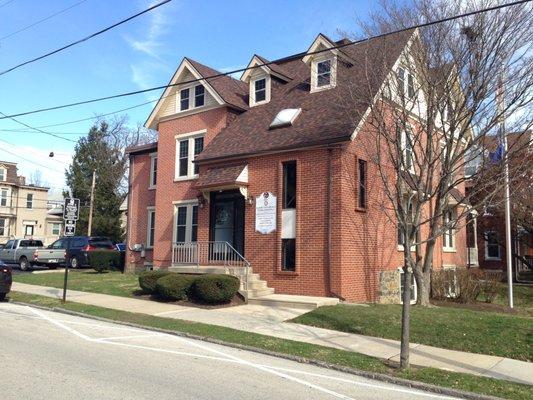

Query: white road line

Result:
[27,306,93,341]
[94,334,164,341]
[20,305,457,400]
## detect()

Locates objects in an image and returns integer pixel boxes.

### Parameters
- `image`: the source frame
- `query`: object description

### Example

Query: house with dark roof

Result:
[125,30,468,304]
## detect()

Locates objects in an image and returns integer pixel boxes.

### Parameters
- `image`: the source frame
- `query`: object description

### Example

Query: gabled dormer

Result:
[144,58,248,130]
[241,55,292,107]
[303,34,355,93]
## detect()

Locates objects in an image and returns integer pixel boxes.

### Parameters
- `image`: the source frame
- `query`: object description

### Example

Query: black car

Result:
[0,260,12,301]
[35,236,117,269]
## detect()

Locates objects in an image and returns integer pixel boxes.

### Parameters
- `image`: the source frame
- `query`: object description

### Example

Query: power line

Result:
[0,0,16,9]
[0,128,85,135]
[0,0,173,77]
[0,0,529,121]
[0,0,88,41]
[0,138,69,166]
[0,111,77,143]
[0,146,65,174]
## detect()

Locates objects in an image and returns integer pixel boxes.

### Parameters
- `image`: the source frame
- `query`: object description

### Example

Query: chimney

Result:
[18,176,26,186]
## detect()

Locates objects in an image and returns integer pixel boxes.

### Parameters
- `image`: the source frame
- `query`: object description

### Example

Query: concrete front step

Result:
[242,287,275,298]
[248,294,339,309]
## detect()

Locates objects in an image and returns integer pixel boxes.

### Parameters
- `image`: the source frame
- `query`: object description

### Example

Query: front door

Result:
[210,190,245,256]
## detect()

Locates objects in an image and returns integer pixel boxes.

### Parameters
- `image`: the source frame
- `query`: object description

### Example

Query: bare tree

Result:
[341,0,532,368]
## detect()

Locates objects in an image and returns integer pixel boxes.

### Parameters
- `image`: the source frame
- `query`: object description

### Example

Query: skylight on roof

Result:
[270,108,301,129]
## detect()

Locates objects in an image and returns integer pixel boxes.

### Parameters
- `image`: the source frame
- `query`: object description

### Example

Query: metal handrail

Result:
[172,241,251,290]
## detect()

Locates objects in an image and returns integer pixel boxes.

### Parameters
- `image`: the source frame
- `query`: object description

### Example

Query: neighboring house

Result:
[125,30,468,303]
[119,196,128,237]
[0,161,63,245]
[467,131,532,281]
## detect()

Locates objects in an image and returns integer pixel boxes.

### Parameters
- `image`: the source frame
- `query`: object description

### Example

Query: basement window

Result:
[270,108,301,129]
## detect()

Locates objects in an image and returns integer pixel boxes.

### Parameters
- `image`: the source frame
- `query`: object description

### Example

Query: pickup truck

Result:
[0,239,48,271]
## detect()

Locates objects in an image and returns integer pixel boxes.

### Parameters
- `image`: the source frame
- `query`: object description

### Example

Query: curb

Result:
[10,299,504,400]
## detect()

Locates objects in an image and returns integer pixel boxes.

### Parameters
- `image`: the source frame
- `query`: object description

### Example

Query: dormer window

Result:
[249,75,270,106]
[254,78,266,102]
[0,167,5,182]
[311,57,336,92]
[178,84,205,112]
[317,60,332,87]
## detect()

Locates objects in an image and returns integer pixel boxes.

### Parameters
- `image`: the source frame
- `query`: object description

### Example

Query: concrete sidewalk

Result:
[12,282,533,386]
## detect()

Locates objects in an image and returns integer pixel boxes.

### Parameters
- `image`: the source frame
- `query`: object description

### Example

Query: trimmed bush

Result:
[138,270,171,294]
[155,274,197,301]
[89,250,121,273]
[193,274,240,304]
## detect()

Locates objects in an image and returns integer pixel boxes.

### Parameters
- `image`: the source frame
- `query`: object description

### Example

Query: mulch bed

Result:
[132,291,245,309]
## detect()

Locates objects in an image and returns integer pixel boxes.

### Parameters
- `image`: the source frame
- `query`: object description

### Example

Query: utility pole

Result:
[498,72,514,309]
[87,169,96,237]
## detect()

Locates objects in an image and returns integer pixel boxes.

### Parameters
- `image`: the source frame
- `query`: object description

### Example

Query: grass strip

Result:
[9,291,532,400]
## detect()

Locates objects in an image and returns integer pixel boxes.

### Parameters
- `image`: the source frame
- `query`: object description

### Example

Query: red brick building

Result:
[125,31,468,303]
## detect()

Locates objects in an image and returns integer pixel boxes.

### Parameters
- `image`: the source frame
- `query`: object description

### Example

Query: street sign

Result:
[63,198,80,221]
[64,224,76,237]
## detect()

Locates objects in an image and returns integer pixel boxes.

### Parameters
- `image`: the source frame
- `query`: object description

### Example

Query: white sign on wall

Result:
[255,192,277,234]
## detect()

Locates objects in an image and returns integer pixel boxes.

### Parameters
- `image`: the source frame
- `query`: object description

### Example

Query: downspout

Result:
[327,147,345,301]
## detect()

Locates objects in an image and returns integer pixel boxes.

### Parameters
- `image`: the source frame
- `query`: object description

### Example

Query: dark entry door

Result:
[210,190,245,256]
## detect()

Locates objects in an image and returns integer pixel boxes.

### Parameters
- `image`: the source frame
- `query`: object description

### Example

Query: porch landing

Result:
[169,264,339,309]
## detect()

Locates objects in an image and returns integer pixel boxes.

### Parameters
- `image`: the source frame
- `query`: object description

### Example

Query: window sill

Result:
[148,186,156,191]
[310,83,336,93]
[354,207,367,213]
[250,99,269,107]
[174,175,199,182]
[397,245,416,252]
[442,248,456,253]
[276,269,299,276]
[485,257,501,261]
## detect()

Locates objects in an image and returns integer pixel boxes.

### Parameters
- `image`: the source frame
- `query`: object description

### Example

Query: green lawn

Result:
[292,301,533,361]
[14,270,140,298]
[9,291,533,400]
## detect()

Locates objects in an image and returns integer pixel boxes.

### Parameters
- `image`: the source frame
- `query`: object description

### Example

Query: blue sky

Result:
[0,0,375,192]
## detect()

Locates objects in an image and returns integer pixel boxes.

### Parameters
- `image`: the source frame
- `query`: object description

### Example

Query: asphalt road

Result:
[0,303,459,400]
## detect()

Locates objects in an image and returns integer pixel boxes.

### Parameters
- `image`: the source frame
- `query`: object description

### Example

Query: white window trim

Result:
[398,268,417,304]
[442,208,456,252]
[484,230,501,260]
[0,167,6,182]
[311,56,337,92]
[172,200,199,243]
[0,187,10,207]
[50,223,62,236]
[26,193,34,209]
[149,152,157,189]
[174,130,205,181]
[0,217,7,236]
[250,75,271,106]
[400,129,415,173]
[176,83,206,113]
[146,207,156,249]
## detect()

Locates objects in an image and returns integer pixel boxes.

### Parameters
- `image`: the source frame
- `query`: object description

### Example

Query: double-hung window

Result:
[0,188,9,207]
[26,193,33,209]
[316,59,332,87]
[179,88,190,111]
[176,133,204,179]
[51,223,61,236]
[178,84,205,112]
[147,208,156,248]
[442,208,455,250]
[397,67,415,99]
[149,153,157,188]
[401,129,414,172]
[484,231,501,260]
[174,202,198,243]
[254,78,266,103]
[0,168,5,182]
[194,85,205,107]
[0,218,6,236]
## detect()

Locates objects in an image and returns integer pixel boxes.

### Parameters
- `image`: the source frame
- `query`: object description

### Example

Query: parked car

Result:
[35,236,117,269]
[0,239,46,271]
[0,261,12,301]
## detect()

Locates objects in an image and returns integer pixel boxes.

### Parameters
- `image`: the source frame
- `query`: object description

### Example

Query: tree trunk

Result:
[400,261,411,369]
[416,269,431,306]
